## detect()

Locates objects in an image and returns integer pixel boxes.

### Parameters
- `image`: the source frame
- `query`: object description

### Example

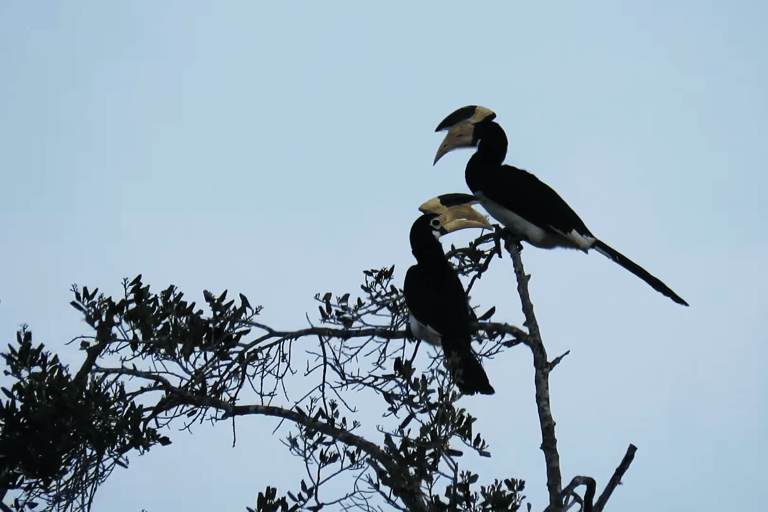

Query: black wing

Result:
[471,164,595,240]
[404,264,472,341]
[404,264,495,395]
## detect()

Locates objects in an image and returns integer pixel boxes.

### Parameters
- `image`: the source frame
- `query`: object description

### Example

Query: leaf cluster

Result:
[0,328,168,512]
[0,233,531,512]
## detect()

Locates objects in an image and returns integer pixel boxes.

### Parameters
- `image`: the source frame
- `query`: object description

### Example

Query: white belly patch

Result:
[475,192,594,250]
[410,313,442,347]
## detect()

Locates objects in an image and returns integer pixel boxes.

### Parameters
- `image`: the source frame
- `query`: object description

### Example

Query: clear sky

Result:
[1,2,766,511]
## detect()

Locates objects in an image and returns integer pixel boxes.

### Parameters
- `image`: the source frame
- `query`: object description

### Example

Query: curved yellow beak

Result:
[419,195,492,233]
[433,120,477,165]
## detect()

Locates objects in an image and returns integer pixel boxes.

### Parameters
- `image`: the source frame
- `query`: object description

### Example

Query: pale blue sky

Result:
[1,2,766,511]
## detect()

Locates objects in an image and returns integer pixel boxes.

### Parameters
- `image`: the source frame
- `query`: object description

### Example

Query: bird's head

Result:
[433,105,504,164]
[418,193,491,233]
[411,196,491,250]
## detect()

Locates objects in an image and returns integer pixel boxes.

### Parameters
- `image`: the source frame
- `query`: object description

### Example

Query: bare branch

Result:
[547,476,595,512]
[549,351,571,371]
[473,321,529,342]
[593,444,637,512]
[505,237,562,511]
[243,322,526,346]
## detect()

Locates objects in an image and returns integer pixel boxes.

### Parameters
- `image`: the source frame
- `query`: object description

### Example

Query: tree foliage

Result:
[0,230,633,512]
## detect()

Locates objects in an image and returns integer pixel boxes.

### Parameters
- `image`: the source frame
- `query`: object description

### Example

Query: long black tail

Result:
[592,239,688,306]
[443,342,495,395]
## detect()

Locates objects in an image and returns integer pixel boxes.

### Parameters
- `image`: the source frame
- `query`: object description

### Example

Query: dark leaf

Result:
[398,413,415,431]
[478,306,496,321]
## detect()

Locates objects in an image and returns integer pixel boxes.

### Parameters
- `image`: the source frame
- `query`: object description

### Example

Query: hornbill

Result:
[434,105,688,306]
[404,200,495,395]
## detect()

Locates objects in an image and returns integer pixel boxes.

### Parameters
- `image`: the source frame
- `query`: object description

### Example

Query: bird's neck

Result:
[476,122,508,165]
[465,122,507,192]
[412,243,451,269]
[466,149,503,193]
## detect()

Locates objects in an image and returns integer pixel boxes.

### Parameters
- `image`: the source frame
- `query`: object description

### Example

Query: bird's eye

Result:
[430,219,441,228]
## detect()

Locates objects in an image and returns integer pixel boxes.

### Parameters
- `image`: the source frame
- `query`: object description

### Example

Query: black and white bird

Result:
[404,200,495,395]
[434,105,688,306]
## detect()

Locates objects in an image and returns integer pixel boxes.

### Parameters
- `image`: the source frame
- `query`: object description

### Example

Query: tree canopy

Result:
[0,229,634,512]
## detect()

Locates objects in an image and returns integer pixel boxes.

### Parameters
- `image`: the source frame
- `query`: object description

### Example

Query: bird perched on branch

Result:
[404,198,495,395]
[434,105,688,306]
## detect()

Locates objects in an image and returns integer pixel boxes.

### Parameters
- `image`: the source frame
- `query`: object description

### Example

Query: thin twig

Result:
[549,351,571,371]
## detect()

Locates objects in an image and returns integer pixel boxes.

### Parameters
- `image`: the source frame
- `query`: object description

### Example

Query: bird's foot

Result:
[503,234,524,254]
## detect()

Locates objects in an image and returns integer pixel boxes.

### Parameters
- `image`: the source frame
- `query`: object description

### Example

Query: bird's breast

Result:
[409,312,443,347]
[475,192,554,247]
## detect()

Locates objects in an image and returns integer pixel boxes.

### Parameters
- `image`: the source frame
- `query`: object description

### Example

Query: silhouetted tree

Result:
[0,230,634,512]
